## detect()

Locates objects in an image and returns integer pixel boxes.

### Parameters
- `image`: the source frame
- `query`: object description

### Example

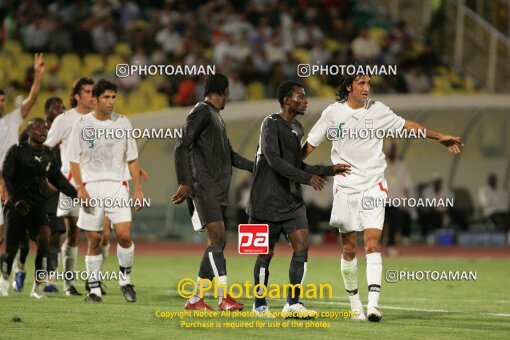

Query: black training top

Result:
[247,113,334,221]
[174,101,253,205]
[2,142,77,207]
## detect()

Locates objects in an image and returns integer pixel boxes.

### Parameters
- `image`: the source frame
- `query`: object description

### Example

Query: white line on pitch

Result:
[162,289,510,318]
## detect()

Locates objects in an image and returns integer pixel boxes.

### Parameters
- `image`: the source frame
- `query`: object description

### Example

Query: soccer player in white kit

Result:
[44,77,96,296]
[0,53,45,249]
[302,74,463,322]
[68,79,143,303]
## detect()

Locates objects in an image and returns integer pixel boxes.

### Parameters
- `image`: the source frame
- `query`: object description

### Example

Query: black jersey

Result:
[174,101,253,205]
[2,142,76,207]
[247,114,334,221]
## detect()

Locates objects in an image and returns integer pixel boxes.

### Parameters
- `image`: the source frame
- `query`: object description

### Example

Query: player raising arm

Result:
[0,53,45,247]
[0,118,77,298]
[301,74,463,322]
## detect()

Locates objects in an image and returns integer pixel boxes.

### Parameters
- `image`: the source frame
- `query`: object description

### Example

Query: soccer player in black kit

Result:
[173,73,253,311]
[247,81,351,318]
[0,118,77,298]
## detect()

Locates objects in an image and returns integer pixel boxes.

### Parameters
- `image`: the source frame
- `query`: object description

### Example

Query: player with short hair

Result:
[0,118,77,298]
[302,73,463,322]
[0,53,45,248]
[173,73,254,311]
[44,77,95,296]
[248,81,351,318]
[68,79,144,303]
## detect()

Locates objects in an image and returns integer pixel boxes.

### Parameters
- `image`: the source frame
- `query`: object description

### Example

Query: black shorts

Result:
[4,203,48,244]
[48,212,66,235]
[249,215,308,250]
[188,197,228,228]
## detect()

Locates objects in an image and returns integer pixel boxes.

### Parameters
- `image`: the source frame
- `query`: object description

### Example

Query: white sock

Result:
[341,257,362,310]
[189,277,210,303]
[217,275,227,304]
[61,243,78,289]
[13,251,20,273]
[102,243,110,261]
[366,252,382,307]
[85,254,103,296]
[117,243,134,286]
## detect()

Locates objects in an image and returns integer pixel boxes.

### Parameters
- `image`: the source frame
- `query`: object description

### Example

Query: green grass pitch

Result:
[2,254,509,339]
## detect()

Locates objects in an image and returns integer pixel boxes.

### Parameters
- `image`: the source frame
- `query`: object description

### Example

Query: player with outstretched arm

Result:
[302,74,463,322]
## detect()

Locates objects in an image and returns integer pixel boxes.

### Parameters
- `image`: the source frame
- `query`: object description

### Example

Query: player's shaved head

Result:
[27,117,46,130]
[204,73,229,96]
[277,81,303,108]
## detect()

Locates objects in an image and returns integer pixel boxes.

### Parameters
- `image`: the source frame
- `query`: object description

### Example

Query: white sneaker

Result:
[367,305,382,322]
[351,308,366,320]
[30,282,47,299]
[0,278,10,297]
[252,304,275,318]
[282,302,317,319]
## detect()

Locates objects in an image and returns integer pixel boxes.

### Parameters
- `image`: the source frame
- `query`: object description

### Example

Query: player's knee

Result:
[117,237,132,249]
[342,243,357,260]
[258,252,273,263]
[293,239,309,253]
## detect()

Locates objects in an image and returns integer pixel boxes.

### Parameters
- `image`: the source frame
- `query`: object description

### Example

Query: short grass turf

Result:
[1,254,509,339]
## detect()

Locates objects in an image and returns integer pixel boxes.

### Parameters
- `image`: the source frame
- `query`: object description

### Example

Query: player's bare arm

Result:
[404,120,464,154]
[301,142,315,160]
[140,168,150,181]
[128,159,144,211]
[20,53,45,119]
[70,161,90,206]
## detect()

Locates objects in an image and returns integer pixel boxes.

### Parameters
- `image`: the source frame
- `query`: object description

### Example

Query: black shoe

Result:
[65,285,83,296]
[84,293,102,302]
[85,281,107,295]
[120,284,136,303]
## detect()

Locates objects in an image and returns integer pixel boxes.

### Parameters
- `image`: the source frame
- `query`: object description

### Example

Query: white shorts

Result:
[77,181,131,232]
[330,180,388,233]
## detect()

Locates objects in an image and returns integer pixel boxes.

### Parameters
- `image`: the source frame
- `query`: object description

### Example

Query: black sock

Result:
[0,254,14,276]
[19,241,29,265]
[48,247,59,274]
[287,252,307,305]
[35,248,48,283]
[206,245,227,277]
[254,257,271,308]
[198,249,214,280]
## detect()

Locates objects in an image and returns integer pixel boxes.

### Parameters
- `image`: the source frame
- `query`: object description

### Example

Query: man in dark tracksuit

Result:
[247,81,351,318]
[0,118,77,298]
[173,74,254,311]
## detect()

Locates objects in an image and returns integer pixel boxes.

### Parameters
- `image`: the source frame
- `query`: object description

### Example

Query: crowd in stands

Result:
[0,0,477,109]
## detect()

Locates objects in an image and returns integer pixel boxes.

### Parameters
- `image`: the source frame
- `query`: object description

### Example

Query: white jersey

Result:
[307,100,405,194]
[67,112,138,183]
[45,108,88,174]
[0,108,22,167]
